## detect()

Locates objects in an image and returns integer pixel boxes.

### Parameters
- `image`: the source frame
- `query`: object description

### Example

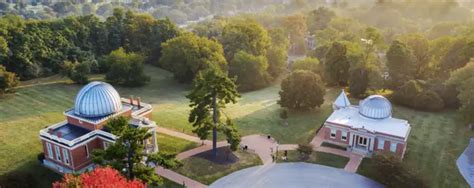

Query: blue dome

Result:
[359,95,392,119]
[74,81,122,118]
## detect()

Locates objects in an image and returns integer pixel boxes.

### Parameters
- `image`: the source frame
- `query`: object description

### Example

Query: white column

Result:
[153,129,158,153]
[349,132,354,147]
[369,137,375,151]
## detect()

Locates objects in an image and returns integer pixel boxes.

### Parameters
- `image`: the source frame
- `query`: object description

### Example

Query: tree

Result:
[92,117,180,186]
[349,63,369,98]
[392,80,444,111]
[386,40,416,89]
[60,61,91,84]
[220,19,270,61]
[0,65,19,95]
[266,46,288,79]
[307,7,336,32]
[448,61,474,124]
[159,33,227,83]
[229,51,271,91]
[324,42,350,86]
[187,69,241,159]
[291,57,321,75]
[296,143,313,161]
[53,167,145,188]
[278,70,325,110]
[281,14,308,55]
[361,153,426,187]
[104,48,150,86]
[398,33,432,79]
[439,37,474,78]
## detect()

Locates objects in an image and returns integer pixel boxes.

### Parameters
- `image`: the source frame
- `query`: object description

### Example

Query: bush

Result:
[368,153,427,187]
[278,70,325,110]
[392,80,444,111]
[291,57,321,75]
[0,65,20,95]
[104,48,150,87]
[297,143,313,161]
[37,152,45,163]
[279,108,288,120]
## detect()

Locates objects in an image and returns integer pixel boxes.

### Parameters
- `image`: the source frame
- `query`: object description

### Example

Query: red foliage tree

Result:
[53,167,145,188]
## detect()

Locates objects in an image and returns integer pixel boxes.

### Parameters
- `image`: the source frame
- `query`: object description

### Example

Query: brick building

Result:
[321,90,411,158]
[39,81,158,173]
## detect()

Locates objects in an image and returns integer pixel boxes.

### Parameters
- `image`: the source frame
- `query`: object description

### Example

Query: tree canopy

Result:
[278,70,325,110]
[324,42,350,86]
[448,61,474,124]
[104,48,150,86]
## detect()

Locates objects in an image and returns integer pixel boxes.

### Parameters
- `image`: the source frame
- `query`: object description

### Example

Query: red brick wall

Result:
[71,138,103,170]
[42,140,73,169]
[322,126,349,144]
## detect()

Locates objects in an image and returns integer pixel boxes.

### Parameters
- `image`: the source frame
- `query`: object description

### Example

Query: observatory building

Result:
[321,90,411,158]
[39,81,158,173]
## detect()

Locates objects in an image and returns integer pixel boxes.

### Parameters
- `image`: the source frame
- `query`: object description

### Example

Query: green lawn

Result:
[0,65,472,187]
[175,151,262,185]
[277,151,349,168]
[157,133,199,154]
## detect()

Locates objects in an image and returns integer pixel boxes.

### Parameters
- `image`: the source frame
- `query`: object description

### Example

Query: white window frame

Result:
[62,148,70,165]
[103,141,111,149]
[390,142,397,152]
[54,145,62,162]
[46,142,53,159]
[378,138,385,150]
[330,129,336,138]
[341,131,347,141]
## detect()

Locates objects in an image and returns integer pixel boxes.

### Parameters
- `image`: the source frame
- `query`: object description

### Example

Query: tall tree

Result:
[104,48,150,86]
[278,70,325,110]
[448,61,474,125]
[324,42,350,86]
[398,33,432,79]
[159,33,227,83]
[92,117,180,186]
[187,69,241,158]
[281,14,308,55]
[230,51,271,91]
[307,7,336,32]
[386,40,416,89]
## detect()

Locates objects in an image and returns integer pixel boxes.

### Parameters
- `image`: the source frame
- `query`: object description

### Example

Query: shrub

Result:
[279,108,288,120]
[392,80,445,111]
[297,143,313,161]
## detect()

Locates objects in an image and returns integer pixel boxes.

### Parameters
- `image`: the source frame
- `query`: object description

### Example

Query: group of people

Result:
[271,149,288,162]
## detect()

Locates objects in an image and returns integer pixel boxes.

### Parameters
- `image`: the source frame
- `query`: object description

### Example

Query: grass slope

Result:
[0,65,471,187]
[156,133,199,154]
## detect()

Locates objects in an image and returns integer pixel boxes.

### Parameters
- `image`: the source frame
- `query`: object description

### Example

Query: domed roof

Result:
[74,81,122,118]
[359,95,392,119]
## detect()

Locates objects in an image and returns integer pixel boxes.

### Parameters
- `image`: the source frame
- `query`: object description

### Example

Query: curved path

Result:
[209,163,383,188]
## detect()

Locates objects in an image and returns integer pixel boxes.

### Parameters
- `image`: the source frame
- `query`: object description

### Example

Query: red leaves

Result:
[53,167,145,188]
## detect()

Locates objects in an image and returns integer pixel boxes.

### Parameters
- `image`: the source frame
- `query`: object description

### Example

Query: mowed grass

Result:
[156,133,199,154]
[277,151,349,169]
[0,65,472,187]
[176,151,262,185]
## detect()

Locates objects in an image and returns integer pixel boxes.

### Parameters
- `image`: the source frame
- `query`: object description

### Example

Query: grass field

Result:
[157,133,199,154]
[0,65,472,187]
[176,151,262,185]
[277,151,349,168]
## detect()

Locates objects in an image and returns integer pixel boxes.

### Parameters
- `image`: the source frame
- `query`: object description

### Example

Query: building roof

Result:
[457,138,474,187]
[51,123,91,141]
[333,90,351,110]
[359,95,392,119]
[326,106,410,139]
[74,81,123,118]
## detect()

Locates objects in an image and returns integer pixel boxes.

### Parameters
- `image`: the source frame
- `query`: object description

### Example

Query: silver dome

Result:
[359,95,392,119]
[74,81,122,118]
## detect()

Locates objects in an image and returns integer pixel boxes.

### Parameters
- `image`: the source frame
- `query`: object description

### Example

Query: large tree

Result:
[159,33,227,83]
[386,40,416,89]
[281,14,307,55]
[448,61,474,125]
[230,51,271,91]
[398,33,432,79]
[220,19,270,61]
[278,70,325,110]
[187,69,241,158]
[307,7,336,33]
[324,42,350,86]
[92,117,180,186]
[104,48,150,86]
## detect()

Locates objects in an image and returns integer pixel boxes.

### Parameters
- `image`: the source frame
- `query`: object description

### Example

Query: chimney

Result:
[56,132,62,138]
[129,95,134,106]
[137,97,141,108]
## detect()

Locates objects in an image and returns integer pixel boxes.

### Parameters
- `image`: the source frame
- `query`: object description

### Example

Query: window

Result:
[390,142,397,152]
[46,142,53,159]
[85,145,89,158]
[103,141,111,149]
[377,138,385,150]
[54,145,62,161]
[341,131,347,141]
[62,149,70,165]
[330,129,336,138]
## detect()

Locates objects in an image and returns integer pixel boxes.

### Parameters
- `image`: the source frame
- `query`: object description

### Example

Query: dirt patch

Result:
[194,147,239,165]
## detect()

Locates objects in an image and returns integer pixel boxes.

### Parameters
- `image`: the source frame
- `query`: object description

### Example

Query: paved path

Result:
[344,154,364,173]
[177,141,228,160]
[240,135,279,164]
[156,166,206,188]
[209,163,383,188]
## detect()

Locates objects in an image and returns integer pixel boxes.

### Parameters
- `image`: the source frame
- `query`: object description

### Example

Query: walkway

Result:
[209,163,383,188]
[155,166,207,188]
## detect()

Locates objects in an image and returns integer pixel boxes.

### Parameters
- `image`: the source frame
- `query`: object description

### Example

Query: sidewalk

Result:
[156,166,207,188]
